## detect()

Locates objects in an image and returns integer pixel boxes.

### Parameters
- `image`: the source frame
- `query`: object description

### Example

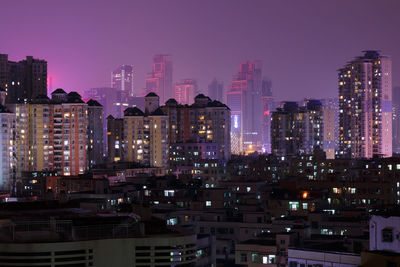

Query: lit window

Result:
[268,255,276,264]
[206,201,211,207]
[251,253,259,263]
[289,201,299,211]
[262,256,268,264]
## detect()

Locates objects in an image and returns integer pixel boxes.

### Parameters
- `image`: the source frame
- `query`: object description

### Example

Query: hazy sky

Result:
[2,0,400,101]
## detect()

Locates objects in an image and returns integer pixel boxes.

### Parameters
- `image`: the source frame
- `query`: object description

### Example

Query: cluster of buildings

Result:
[0,53,232,195]
[271,51,395,161]
[0,50,399,266]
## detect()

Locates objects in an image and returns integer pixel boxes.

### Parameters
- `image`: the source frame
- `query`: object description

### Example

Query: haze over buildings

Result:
[2,1,399,101]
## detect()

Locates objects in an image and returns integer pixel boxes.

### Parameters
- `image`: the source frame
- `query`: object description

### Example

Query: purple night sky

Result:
[2,0,400,102]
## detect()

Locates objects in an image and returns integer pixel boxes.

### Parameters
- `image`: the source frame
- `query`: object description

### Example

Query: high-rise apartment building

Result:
[227,61,263,153]
[52,91,88,176]
[174,79,197,105]
[392,87,400,154]
[0,105,16,192]
[161,94,231,161]
[208,79,224,102]
[271,101,323,157]
[111,65,134,96]
[261,78,274,153]
[84,87,146,157]
[87,100,104,168]
[107,93,169,167]
[106,115,124,163]
[144,55,173,104]
[338,51,392,158]
[14,89,89,176]
[123,93,169,167]
[0,54,47,103]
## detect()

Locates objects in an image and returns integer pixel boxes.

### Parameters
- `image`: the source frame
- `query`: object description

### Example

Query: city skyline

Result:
[1,1,400,265]
[1,0,400,102]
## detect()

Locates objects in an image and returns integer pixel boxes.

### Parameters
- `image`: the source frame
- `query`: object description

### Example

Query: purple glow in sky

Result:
[2,0,400,101]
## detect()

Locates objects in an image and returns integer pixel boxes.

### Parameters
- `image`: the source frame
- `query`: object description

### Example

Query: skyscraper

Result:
[392,87,400,154]
[208,79,224,102]
[261,78,274,153]
[174,79,197,105]
[111,65,134,96]
[111,65,135,119]
[338,51,392,158]
[0,54,47,103]
[227,61,262,153]
[144,55,173,104]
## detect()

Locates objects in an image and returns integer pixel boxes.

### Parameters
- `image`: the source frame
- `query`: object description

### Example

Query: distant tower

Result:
[208,79,224,102]
[261,78,274,153]
[174,79,197,105]
[227,61,263,153]
[338,50,392,158]
[111,65,134,96]
[144,55,173,104]
[393,86,400,154]
[111,65,134,118]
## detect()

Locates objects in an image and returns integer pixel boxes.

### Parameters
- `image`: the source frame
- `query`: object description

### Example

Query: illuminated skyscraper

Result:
[208,79,224,102]
[144,55,173,104]
[227,61,262,153]
[174,79,197,105]
[111,65,134,96]
[111,65,134,119]
[338,51,392,158]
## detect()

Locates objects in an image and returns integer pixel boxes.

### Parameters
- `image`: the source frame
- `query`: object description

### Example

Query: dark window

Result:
[241,253,247,262]
[382,228,393,242]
